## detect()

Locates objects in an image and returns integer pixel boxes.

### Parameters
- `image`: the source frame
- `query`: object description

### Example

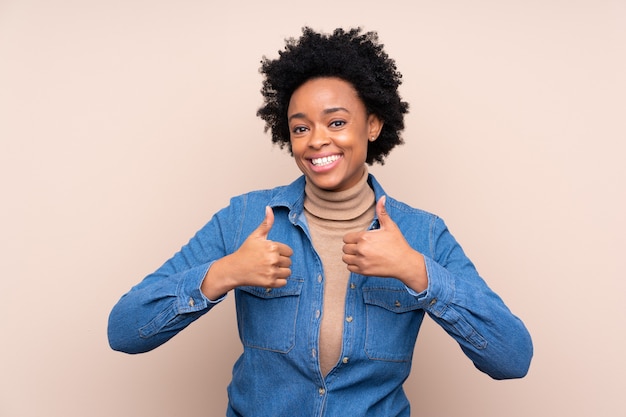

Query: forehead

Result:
[288,77,364,113]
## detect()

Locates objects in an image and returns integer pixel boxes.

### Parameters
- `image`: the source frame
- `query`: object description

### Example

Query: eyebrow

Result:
[288,107,350,123]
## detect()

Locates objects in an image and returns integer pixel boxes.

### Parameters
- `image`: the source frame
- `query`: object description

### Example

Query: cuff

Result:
[176,261,226,313]
[406,255,454,317]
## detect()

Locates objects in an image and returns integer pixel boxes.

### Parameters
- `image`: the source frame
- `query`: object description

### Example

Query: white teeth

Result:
[311,155,340,166]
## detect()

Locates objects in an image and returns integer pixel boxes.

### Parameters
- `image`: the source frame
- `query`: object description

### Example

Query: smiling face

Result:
[287,77,383,192]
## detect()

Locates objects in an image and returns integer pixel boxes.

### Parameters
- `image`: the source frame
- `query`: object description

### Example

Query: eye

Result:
[291,125,309,134]
[329,120,346,128]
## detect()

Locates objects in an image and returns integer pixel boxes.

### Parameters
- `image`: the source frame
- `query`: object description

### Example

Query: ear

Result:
[367,114,384,142]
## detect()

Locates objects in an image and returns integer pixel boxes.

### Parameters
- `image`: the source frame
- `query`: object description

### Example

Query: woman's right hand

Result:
[201,206,293,300]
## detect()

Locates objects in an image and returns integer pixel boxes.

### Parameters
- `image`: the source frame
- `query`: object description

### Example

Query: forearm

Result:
[200,254,246,301]
[395,249,428,293]
[417,257,533,379]
[108,263,223,354]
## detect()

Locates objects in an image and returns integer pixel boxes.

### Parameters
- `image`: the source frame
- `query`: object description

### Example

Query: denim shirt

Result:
[108,174,533,417]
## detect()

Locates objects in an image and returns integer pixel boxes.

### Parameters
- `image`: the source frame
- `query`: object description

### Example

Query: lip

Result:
[306,153,343,172]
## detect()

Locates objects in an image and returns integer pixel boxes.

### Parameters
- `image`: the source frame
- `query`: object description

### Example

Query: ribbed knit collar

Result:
[304,167,375,221]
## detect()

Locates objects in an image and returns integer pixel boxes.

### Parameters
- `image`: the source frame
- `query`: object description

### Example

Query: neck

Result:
[304,167,374,221]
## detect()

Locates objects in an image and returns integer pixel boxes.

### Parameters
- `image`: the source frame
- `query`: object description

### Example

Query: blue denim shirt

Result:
[108,174,533,417]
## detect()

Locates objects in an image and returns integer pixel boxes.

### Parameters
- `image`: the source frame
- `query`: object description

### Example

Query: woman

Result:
[108,27,533,416]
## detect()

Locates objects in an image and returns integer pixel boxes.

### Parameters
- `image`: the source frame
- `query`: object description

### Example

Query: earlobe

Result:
[368,114,384,141]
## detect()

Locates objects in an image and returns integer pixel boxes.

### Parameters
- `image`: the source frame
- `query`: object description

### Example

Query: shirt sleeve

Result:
[407,217,533,380]
[107,205,235,354]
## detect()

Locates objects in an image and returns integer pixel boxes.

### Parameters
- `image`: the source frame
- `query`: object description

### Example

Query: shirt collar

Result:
[268,173,387,223]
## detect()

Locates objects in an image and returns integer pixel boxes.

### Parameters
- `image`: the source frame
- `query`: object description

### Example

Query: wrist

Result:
[399,251,428,293]
[201,257,235,300]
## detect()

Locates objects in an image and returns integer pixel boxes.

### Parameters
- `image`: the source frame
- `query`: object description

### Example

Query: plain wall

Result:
[1,0,624,416]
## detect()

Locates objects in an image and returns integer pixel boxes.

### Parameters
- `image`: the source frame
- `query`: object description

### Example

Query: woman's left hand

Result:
[342,196,428,293]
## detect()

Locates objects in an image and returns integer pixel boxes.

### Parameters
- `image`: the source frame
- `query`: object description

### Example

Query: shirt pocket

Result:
[362,286,424,362]
[236,277,305,353]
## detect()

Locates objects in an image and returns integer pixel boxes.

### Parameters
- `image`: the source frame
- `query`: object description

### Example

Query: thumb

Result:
[254,206,274,238]
[375,196,392,229]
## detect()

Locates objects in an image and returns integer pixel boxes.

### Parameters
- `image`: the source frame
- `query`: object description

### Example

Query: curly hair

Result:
[257,27,409,165]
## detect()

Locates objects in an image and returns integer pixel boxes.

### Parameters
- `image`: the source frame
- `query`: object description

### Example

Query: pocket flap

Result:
[239,277,304,299]
[362,287,421,313]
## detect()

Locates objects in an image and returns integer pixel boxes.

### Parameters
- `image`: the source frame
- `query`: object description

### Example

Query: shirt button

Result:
[317,275,323,283]
[315,310,321,319]
[342,357,349,364]
[318,387,326,395]
[350,283,356,289]
[345,316,353,323]
[394,300,401,307]
[429,298,438,306]
[188,298,194,307]
[265,288,272,293]
[312,348,317,358]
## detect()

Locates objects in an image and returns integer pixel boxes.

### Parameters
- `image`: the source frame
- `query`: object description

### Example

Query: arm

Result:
[107,203,293,354]
[343,197,533,379]
[413,217,533,379]
[107,209,231,354]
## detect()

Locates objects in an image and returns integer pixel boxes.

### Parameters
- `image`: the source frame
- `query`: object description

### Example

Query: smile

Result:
[311,155,341,166]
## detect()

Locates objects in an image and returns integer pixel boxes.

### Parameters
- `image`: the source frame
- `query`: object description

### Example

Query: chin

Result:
[316,181,344,192]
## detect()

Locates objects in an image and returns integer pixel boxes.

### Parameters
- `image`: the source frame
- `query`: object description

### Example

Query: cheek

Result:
[289,141,306,166]
[289,140,303,157]
[354,137,370,159]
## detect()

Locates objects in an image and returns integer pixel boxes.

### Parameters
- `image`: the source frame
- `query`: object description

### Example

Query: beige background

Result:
[1,0,624,416]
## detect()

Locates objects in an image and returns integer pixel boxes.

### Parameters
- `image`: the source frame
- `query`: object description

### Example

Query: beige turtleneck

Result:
[303,167,375,376]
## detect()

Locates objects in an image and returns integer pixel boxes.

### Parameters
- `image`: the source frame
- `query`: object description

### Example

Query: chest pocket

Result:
[236,277,304,353]
[362,286,424,362]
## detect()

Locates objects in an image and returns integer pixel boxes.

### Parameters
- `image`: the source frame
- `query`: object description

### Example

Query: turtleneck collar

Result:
[303,166,375,221]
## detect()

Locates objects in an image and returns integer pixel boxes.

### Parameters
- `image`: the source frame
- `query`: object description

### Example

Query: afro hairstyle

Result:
[257,27,409,165]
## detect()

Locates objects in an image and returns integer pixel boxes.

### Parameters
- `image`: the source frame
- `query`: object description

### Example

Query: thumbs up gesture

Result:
[202,207,293,299]
[235,206,293,286]
[342,196,428,292]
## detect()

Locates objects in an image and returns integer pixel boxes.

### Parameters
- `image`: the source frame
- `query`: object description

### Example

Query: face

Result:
[287,77,383,192]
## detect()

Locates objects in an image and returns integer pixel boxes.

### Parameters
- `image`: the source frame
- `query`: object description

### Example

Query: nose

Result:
[308,128,330,149]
